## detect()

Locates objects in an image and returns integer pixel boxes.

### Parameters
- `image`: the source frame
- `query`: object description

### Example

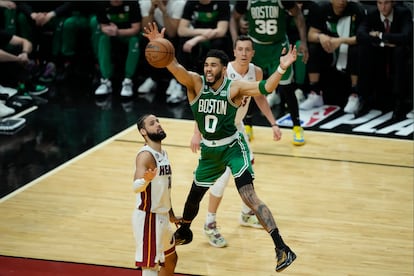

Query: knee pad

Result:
[209,167,231,197]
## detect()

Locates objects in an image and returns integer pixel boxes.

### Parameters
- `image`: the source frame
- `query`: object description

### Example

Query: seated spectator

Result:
[14,1,74,82]
[53,3,98,81]
[94,0,141,97]
[356,0,413,119]
[301,0,365,114]
[137,0,186,104]
[0,0,17,33]
[0,29,48,116]
[177,0,232,74]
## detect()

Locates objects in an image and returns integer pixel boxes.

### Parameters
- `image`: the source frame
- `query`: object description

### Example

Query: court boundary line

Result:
[115,138,413,169]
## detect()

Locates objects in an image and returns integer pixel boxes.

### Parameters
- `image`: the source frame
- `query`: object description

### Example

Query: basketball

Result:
[145,38,175,68]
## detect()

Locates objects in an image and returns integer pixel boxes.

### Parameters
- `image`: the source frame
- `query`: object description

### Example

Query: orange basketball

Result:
[145,38,175,68]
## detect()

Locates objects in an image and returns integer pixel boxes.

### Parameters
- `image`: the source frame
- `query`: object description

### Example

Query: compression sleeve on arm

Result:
[133,178,149,193]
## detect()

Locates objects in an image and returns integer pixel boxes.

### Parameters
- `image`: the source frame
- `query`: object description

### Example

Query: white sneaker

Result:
[95,78,112,95]
[0,85,18,98]
[203,222,227,248]
[344,94,360,114]
[299,92,323,110]
[0,102,15,118]
[166,81,186,103]
[239,211,263,229]
[295,88,305,105]
[121,78,133,97]
[137,77,156,94]
[406,109,414,119]
[266,92,281,108]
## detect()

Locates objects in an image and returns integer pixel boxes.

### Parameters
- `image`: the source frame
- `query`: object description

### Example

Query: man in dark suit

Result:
[356,0,413,119]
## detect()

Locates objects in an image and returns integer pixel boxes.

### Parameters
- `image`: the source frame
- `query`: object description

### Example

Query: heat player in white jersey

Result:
[132,114,181,276]
[190,36,282,248]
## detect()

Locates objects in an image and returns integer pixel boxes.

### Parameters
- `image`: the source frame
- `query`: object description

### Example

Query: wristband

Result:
[258,80,269,95]
[271,123,278,127]
[277,65,286,75]
[133,178,149,192]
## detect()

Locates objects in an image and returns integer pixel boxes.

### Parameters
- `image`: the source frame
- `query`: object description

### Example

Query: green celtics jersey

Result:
[246,0,287,44]
[191,76,239,141]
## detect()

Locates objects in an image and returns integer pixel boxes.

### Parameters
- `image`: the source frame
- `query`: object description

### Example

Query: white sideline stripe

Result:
[0,124,137,203]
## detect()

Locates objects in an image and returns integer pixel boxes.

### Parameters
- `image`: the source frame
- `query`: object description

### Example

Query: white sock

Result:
[206,212,216,225]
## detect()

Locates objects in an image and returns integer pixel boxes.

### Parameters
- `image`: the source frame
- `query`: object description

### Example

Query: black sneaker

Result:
[174,226,193,246]
[275,246,296,272]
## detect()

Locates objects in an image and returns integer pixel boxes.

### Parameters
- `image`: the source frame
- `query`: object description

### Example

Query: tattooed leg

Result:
[238,184,277,232]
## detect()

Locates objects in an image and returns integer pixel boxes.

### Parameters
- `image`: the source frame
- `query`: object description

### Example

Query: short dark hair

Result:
[137,114,151,131]
[234,35,253,48]
[205,49,229,66]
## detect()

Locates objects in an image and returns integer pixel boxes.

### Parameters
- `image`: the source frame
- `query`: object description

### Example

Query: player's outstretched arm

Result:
[262,44,297,93]
[143,22,201,101]
[233,45,297,99]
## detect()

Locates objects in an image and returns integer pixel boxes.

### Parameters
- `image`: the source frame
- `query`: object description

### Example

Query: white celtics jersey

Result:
[226,62,257,126]
[136,145,172,214]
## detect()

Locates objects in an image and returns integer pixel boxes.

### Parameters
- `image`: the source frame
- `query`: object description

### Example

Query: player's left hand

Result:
[190,133,201,153]
[279,44,297,70]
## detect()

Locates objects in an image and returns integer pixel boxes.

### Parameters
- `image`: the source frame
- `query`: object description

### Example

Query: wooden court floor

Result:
[0,118,413,276]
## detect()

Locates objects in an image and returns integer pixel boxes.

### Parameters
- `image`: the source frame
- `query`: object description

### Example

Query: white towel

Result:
[335,16,351,71]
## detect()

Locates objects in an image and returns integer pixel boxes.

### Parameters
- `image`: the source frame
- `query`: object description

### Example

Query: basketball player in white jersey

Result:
[132,114,181,276]
[190,35,282,248]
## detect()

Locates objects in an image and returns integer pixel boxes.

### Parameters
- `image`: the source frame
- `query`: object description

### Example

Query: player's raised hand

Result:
[279,44,297,70]
[143,22,165,41]
[143,168,157,182]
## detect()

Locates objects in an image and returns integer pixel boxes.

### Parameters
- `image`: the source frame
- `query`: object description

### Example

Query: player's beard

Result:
[205,71,223,87]
[147,130,167,142]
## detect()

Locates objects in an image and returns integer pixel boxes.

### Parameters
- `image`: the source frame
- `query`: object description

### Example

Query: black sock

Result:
[270,228,286,249]
[280,84,300,126]
[351,85,358,95]
[309,82,321,95]
[243,115,253,126]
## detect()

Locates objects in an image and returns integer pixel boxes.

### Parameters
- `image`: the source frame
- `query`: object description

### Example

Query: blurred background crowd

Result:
[0,0,412,121]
